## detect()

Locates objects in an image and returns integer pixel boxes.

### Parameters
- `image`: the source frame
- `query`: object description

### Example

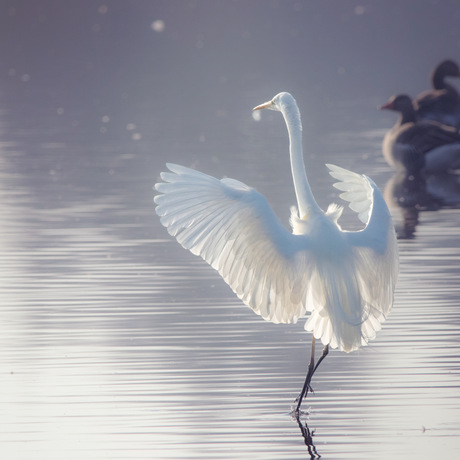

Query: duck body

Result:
[381,94,460,173]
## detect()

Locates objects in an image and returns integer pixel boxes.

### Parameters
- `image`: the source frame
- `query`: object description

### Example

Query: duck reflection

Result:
[384,170,460,239]
[293,413,321,459]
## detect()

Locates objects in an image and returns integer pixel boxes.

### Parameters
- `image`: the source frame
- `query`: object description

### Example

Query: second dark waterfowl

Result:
[414,59,460,128]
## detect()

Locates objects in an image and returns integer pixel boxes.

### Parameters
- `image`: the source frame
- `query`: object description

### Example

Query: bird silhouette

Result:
[155,92,399,412]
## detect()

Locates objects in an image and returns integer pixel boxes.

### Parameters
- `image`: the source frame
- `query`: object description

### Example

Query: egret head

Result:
[253,92,295,112]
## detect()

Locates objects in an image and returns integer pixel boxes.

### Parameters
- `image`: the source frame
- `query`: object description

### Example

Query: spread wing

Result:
[155,163,399,353]
[154,163,311,324]
[321,164,399,342]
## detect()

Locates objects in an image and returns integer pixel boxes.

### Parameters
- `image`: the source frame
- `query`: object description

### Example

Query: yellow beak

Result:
[252,100,273,111]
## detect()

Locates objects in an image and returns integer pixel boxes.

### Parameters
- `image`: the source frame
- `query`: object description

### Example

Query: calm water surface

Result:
[0,103,459,460]
[1,2,460,458]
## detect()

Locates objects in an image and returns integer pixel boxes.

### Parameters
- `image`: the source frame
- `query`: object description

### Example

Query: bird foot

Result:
[290,405,310,419]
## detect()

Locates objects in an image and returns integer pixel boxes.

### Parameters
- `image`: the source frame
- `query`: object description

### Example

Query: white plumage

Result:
[154,92,398,410]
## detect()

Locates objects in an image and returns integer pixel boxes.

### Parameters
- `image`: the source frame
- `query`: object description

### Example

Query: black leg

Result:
[295,336,316,412]
[294,339,329,413]
[313,344,329,376]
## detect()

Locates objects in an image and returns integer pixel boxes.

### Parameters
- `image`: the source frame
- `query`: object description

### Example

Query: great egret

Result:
[381,94,460,173]
[155,92,399,412]
[414,59,460,129]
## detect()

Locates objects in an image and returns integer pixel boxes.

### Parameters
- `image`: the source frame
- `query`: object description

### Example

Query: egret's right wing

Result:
[155,164,311,324]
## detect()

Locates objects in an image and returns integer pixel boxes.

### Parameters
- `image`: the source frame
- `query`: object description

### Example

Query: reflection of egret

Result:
[295,416,321,459]
[155,92,398,412]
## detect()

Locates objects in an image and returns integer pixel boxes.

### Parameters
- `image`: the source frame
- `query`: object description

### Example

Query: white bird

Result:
[154,92,399,413]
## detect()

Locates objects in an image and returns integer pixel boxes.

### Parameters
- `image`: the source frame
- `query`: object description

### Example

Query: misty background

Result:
[1,0,460,153]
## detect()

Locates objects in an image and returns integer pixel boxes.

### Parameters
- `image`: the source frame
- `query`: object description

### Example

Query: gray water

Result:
[1,1,460,459]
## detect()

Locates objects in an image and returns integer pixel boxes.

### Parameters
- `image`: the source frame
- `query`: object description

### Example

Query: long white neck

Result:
[280,99,321,218]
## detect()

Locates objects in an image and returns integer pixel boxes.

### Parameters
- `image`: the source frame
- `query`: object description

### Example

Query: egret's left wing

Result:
[323,164,399,340]
[326,163,397,253]
[155,163,311,324]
